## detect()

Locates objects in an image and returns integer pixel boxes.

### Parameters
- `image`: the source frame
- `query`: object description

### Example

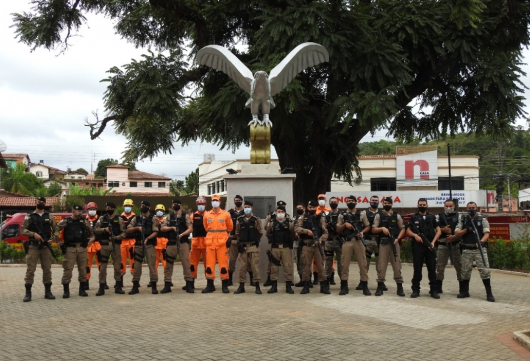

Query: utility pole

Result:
[447,143,453,206]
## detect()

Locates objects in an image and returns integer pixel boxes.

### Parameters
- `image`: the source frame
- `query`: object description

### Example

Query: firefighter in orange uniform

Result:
[120,199,136,282]
[202,194,233,294]
[85,202,102,290]
[313,194,331,285]
[189,196,208,289]
[153,204,168,287]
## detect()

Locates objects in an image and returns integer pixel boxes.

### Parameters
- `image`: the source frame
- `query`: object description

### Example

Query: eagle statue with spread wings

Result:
[196,42,329,127]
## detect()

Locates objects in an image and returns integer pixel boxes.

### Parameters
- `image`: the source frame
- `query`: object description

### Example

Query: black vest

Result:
[271,219,291,245]
[63,217,86,243]
[340,211,362,238]
[462,215,484,245]
[300,214,321,240]
[229,209,244,235]
[192,212,207,237]
[134,215,155,242]
[365,208,383,236]
[409,213,437,240]
[325,211,340,237]
[99,214,121,240]
[167,212,188,240]
[238,216,260,242]
[29,212,52,239]
[438,212,459,236]
[380,212,400,239]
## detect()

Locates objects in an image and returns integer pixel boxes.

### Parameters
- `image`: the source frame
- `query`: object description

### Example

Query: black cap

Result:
[308,200,318,207]
[277,206,286,212]
[384,197,393,204]
[106,202,116,208]
[141,200,151,207]
[72,204,83,211]
[277,200,287,206]
[244,200,253,206]
[172,199,181,204]
[37,196,46,203]
[347,195,357,201]
[234,195,243,201]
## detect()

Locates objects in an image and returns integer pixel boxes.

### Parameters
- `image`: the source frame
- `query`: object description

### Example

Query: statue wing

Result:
[268,43,329,96]
[196,45,254,94]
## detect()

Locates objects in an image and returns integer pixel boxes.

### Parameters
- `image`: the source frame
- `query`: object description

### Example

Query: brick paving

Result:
[0,263,529,360]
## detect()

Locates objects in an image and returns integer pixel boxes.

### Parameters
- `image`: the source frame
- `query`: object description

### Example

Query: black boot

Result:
[397,283,405,297]
[430,288,440,299]
[312,272,319,285]
[438,280,443,293]
[151,282,158,294]
[483,279,495,302]
[329,272,336,285]
[160,281,172,294]
[249,272,256,287]
[382,283,388,291]
[182,279,196,290]
[104,282,109,290]
[234,282,246,294]
[202,279,215,293]
[355,281,363,290]
[320,280,330,295]
[222,279,229,294]
[375,282,384,296]
[23,284,32,302]
[186,280,195,294]
[362,281,371,296]
[458,280,463,294]
[85,279,90,290]
[255,282,262,294]
[267,280,278,294]
[228,272,233,286]
[457,280,470,298]
[96,283,105,296]
[62,283,70,299]
[128,281,140,295]
[147,281,154,288]
[411,289,420,298]
[286,281,294,294]
[115,281,125,294]
[294,275,304,287]
[339,280,349,295]
[263,275,272,287]
[301,281,310,294]
[79,282,88,297]
[44,282,55,300]
[170,282,174,287]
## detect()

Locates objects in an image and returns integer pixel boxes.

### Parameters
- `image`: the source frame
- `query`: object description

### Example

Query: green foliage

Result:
[170,179,186,196]
[184,168,199,195]
[94,158,119,177]
[0,241,26,264]
[67,183,116,196]
[1,163,43,195]
[488,238,530,270]
[75,168,88,175]
[51,195,86,213]
[46,182,63,197]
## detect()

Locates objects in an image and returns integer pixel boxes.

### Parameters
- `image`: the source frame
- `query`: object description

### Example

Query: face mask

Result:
[330,203,338,210]
[141,207,149,214]
[156,211,164,217]
[418,206,427,213]
[445,207,455,215]
[347,203,356,210]
[197,205,205,212]
[296,209,304,215]
[318,200,326,206]
[468,209,477,217]
[36,203,45,210]
[173,205,181,211]
[212,201,220,208]
[124,206,132,213]
[234,201,242,207]
[88,210,97,217]
[107,209,115,215]
[383,205,392,211]
[276,213,285,219]
[244,208,252,214]
[370,202,379,208]
[308,209,316,215]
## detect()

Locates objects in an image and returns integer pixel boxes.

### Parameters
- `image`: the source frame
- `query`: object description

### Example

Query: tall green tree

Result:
[170,179,186,196]
[184,168,199,195]
[12,0,530,203]
[94,158,119,178]
[1,163,43,195]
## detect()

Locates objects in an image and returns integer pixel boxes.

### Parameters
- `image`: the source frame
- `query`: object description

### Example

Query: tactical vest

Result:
[134,215,155,242]
[325,211,340,237]
[380,212,399,239]
[229,209,244,235]
[167,212,188,240]
[238,216,260,242]
[365,208,383,236]
[192,212,207,237]
[99,214,121,240]
[63,217,86,243]
[340,211,362,238]
[271,219,291,245]
[409,213,436,240]
[438,212,459,235]
[29,212,52,239]
[299,214,321,240]
[462,215,484,245]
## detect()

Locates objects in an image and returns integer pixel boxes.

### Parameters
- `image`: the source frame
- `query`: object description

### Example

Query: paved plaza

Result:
[1,263,529,360]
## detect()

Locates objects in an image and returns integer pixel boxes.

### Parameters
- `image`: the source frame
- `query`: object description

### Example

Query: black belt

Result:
[379,237,393,245]
[167,240,178,246]
[66,242,82,248]
[28,240,41,246]
[461,244,478,250]
[271,244,287,249]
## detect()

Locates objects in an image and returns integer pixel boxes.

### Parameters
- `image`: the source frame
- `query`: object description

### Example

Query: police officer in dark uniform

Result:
[266,205,295,294]
[436,199,463,294]
[93,202,126,296]
[323,197,342,287]
[126,201,159,295]
[406,198,442,299]
[227,195,245,286]
[57,205,95,298]
[360,195,385,291]
[293,203,307,287]
[21,197,58,302]
[263,200,291,287]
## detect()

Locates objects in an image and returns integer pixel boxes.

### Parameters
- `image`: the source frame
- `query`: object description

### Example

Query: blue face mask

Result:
[156,211,164,217]
[124,207,132,213]
[198,205,205,212]
[244,208,252,214]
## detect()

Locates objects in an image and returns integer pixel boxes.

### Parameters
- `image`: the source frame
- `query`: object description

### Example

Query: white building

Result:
[105,165,171,194]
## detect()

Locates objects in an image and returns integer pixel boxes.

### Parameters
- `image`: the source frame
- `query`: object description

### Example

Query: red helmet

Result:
[86,202,98,210]
[196,196,206,204]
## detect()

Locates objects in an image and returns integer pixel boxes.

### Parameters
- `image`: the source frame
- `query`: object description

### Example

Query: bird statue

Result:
[196,42,329,127]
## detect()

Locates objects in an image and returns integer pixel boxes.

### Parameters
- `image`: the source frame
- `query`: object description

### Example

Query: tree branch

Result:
[84,112,117,140]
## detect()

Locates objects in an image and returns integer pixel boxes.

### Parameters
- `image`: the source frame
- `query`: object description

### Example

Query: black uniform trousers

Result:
[411,241,437,291]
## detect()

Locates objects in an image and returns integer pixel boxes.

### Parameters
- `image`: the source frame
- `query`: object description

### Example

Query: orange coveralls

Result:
[120,212,136,276]
[86,215,101,281]
[190,211,208,279]
[155,216,168,275]
[203,209,233,281]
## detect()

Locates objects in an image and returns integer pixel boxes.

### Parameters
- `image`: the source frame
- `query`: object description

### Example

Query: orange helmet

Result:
[211,194,221,201]
[87,202,98,210]
[317,194,326,199]
[196,196,206,204]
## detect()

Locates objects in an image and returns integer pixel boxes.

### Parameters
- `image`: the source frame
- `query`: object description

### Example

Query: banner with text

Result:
[396,146,438,187]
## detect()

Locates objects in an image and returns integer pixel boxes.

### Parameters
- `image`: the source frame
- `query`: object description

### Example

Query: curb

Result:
[513,330,530,351]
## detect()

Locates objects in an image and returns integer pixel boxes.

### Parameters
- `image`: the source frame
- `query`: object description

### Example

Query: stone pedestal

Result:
[224,165,296,284]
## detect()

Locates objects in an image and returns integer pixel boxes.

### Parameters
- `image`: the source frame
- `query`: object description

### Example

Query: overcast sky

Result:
[1,2,528,182]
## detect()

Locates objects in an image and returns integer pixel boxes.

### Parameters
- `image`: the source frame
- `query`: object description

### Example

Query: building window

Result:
[108,181,119,187]
[158,182,166,188]
[145,182,152,188]
[208,184,211,195]
[221,180,225,192]
[36,171,42,177]
[438,177,464,191]
[130,182,137,187]
[370,178,396,191]
[1,224,19,239]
